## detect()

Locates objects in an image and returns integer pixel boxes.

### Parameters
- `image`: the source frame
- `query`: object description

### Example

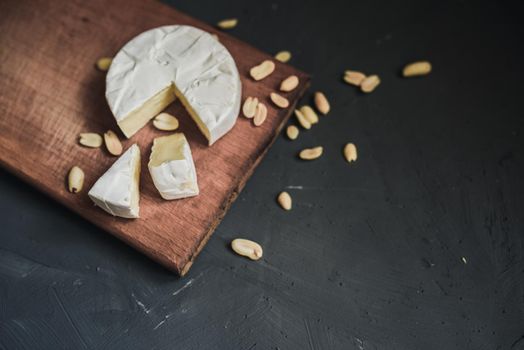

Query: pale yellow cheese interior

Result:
[118,84,211,141]
[149,133,186,168]
[130,148,141,213]
[172,85,211,141]
[118,86,175,138]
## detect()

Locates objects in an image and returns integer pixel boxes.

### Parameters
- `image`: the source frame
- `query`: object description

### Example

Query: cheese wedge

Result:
[88,144,141,218]
[106,25,242,145]
[149,133,199,200]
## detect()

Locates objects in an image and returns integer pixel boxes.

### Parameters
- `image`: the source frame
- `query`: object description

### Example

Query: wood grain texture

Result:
[0,0,309,275]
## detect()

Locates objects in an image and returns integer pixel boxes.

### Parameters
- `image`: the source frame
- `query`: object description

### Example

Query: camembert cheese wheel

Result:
[106,25,242,145]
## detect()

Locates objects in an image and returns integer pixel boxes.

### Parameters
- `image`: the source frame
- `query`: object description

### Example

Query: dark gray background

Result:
[1,0,523,349]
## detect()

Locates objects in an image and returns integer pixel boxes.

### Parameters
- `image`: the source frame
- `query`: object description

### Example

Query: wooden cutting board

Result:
[0,0,309,275]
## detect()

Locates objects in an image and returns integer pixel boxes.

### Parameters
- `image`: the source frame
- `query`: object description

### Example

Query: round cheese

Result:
[106,25,241,145]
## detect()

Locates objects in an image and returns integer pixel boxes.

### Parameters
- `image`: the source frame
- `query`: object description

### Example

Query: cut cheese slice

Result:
[88,144,141,218]
[106,25,242,145]
[149,133,199,200]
